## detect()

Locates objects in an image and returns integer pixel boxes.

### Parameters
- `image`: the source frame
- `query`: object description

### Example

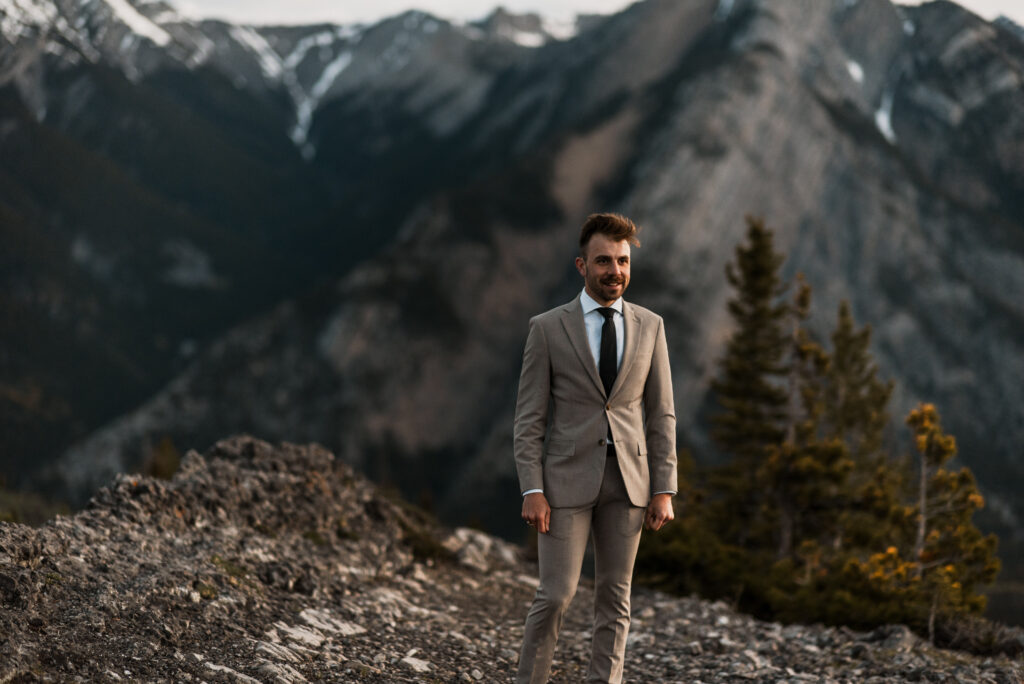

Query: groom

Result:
[514,213,677,683]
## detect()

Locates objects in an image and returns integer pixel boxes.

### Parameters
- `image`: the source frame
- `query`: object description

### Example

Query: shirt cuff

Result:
[522,489,543,496]
[653,490,676,496]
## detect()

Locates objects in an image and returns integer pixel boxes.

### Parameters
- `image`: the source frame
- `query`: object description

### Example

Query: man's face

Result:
[575,233,631,306]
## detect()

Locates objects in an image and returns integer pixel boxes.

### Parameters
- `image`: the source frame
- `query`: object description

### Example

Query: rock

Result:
[0,436,1021,683]
[400,656,432,673]
[205,662,262,684]
[298,608,366,636]
[867,624,918,651]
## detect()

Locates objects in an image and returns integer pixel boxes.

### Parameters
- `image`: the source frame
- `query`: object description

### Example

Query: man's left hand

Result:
[644,493,675,531]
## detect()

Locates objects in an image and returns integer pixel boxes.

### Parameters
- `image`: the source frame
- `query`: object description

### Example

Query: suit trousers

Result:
[517,452,645,684]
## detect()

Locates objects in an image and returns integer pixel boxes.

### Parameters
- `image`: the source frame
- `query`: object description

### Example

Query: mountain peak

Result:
[472,5,576,46]
[995,14,1024,41]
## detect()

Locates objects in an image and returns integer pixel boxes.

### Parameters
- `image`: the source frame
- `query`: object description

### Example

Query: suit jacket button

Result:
[605,404,611,411]
[598,438,607,447]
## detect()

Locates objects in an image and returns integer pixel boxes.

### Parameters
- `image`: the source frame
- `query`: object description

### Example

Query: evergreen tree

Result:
[905,403,1000,641]
[770,404,1000,639]
[822,301,901,551]
[710,216,790,544]
[822,301,893,461]
[758,275,851,559]
[637,219,1002,651]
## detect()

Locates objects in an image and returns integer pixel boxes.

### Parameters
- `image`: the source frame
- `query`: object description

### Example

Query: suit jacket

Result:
[513,295,677,508]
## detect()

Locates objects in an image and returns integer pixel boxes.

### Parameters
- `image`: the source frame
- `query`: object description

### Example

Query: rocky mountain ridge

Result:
[2,435,1022,682]
[0,0,569,154]
[0,0,572,481]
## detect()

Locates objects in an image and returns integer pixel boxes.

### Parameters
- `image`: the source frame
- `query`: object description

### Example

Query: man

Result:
[514,213,677,684]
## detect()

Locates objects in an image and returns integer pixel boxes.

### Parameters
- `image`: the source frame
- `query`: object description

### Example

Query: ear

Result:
[575,255,586,277]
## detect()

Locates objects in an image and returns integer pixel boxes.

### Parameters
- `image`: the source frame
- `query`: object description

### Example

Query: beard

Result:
[592,274,628,301]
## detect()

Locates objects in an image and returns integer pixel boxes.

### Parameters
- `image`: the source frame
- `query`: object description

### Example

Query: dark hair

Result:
[579,213,641,254]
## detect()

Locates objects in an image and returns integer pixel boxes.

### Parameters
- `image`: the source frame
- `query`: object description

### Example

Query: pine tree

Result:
[905,403,1000,641]
[711,216,789,458]
[821,301,901,551]
[638,219,1002,648]
[710,216,790,545]
[822,301,893,461]
[758,275,851,559]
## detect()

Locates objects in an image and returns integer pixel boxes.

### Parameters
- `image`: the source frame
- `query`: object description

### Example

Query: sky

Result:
[170,0,1024,27]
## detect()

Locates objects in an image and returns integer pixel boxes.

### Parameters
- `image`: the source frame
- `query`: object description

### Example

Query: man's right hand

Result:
[522,492,551,534]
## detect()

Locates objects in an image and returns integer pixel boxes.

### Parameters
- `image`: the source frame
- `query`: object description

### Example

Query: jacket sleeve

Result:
[643,316,677,496]
[513,316,550,494]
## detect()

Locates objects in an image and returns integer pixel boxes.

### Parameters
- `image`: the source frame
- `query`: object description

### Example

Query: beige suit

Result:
[514,295,676,683]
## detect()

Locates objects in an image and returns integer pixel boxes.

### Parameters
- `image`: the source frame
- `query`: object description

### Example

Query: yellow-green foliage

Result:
[904,404,1000,638]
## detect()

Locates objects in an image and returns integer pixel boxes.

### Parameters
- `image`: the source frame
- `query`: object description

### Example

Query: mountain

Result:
[5,0,1024,593]
[0,0,546,485]
[2,435,1022,680]
[995,15,1024,42]
[36,0,1024,536]
[1,0,330,479]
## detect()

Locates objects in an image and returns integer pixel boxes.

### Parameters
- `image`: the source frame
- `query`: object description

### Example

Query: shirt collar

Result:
[580,288,623,315]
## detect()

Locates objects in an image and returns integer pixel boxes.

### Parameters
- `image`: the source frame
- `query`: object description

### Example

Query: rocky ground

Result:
[2,436,1022,683]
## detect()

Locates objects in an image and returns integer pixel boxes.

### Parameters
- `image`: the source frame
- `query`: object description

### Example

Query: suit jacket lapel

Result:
[560,298,607,398]
[610,301,643,399]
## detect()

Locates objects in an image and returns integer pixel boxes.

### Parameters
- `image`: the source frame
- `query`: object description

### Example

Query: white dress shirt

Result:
[580,288,624,371]
[523,290,675,498]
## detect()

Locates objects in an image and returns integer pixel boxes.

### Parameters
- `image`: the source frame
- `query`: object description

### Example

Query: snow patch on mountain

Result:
[504,27,544,47]
[282,28,336,70]
[541,16,577,41]
[148,7,181,25]
[103,0,171,46]
[875,90,897,142]
[228,25,283,80]
[0,0,56,38]
[471,7,567,47]
[184,31,214,67]
[290,48,352,151]
[310,49,351,99]
[846,59,864,84]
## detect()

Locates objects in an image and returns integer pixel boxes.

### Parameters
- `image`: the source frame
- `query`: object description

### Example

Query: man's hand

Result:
[522,492,551,534]
[644,493,674,531]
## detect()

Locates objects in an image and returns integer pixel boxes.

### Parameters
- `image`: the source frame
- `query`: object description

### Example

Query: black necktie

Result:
[598,307,617,396]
